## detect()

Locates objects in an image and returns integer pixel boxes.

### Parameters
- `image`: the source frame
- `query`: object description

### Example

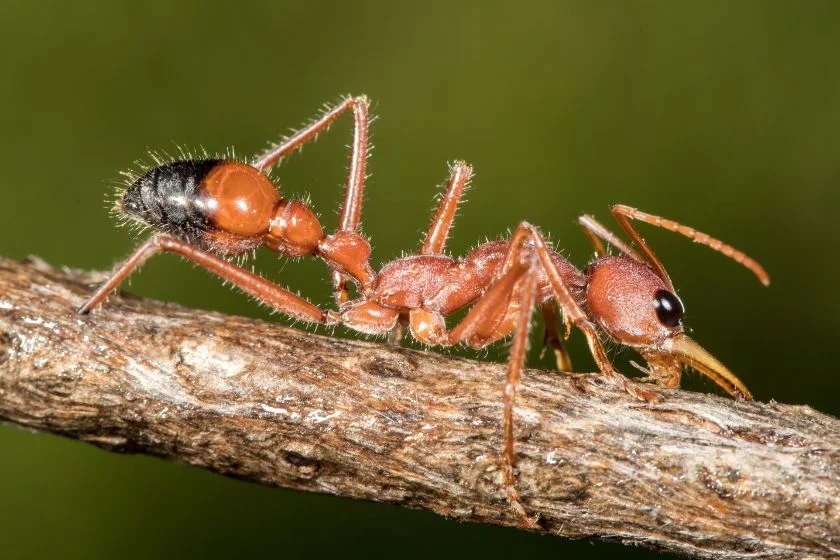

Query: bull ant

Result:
[79,95,769,524]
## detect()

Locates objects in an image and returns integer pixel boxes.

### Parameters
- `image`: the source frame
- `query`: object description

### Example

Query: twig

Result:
[0,256,837,559]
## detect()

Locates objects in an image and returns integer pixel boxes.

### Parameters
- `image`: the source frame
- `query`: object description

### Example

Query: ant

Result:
[79,95,769,525]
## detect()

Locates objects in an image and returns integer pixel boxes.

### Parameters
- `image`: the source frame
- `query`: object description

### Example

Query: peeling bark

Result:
[0,256,837,559]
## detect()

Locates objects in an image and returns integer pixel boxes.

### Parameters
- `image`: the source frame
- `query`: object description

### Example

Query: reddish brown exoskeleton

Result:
[79,95,769,525]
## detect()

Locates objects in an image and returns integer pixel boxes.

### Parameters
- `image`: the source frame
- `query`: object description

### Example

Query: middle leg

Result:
[407,252,539,525]
[408,223,657,524]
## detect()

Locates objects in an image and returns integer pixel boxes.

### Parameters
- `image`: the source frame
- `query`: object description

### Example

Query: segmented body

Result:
[82,95,767,528]
[121,161,587,344]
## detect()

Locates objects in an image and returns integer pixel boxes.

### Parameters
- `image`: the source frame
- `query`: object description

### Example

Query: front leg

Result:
[510,222,658,402]
[405,258,540,527]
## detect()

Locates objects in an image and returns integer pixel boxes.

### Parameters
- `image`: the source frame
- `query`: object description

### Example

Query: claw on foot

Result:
[504,483,540,528]
[620,377,660,403]
[602,368,660,403]
[502,462,540,528]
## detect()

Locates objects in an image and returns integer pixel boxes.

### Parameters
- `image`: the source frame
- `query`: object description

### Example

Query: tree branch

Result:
[0,256,837,559]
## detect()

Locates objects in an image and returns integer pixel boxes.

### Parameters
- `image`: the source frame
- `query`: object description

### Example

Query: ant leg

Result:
[410,224,657,525]
[451,222,654,400]
[383,162,471,344]
[78,235,338,325]
[510,222,658,402]
[420,162,473,255]
[250,96,372,304]
[540,302,573,372]
[611,205,770,286]
[413,236,545,524]
[444,263,526,346]
[578,214,640,260]
[330,97,370,304]
[252,95,369,174]
[422,256,537,525]
[501,254,540,526]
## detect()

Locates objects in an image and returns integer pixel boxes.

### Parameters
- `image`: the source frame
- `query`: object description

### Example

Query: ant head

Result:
[586,255,752,400]
[586,256,682,346]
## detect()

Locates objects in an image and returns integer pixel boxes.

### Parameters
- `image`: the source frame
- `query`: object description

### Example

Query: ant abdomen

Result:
[121,159,282,255]
[121,159,220,245]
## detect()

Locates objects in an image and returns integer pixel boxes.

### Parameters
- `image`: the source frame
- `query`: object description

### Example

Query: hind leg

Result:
[252,95,373,304]
[78,234,338,325]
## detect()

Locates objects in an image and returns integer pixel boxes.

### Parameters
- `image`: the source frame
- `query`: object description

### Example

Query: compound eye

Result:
[653,289,684,328]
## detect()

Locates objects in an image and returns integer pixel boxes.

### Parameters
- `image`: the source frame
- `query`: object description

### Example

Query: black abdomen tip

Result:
[120,159,223,245]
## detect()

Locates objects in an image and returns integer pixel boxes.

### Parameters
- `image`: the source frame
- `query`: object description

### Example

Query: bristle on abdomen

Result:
[120,159,222,248]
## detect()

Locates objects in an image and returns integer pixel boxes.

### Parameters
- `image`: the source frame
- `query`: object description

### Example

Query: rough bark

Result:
[0,256,836,559]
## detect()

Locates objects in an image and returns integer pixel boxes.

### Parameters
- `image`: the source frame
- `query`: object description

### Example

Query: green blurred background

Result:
[1,1,837,558]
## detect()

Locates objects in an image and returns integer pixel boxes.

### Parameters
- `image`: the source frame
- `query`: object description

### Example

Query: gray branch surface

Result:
[0,256,837,559]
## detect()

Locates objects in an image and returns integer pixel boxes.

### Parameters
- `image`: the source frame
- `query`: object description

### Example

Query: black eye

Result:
[653,289,684,327]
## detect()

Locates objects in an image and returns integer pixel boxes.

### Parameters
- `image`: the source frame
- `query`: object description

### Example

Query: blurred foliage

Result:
[0,1,838,558]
